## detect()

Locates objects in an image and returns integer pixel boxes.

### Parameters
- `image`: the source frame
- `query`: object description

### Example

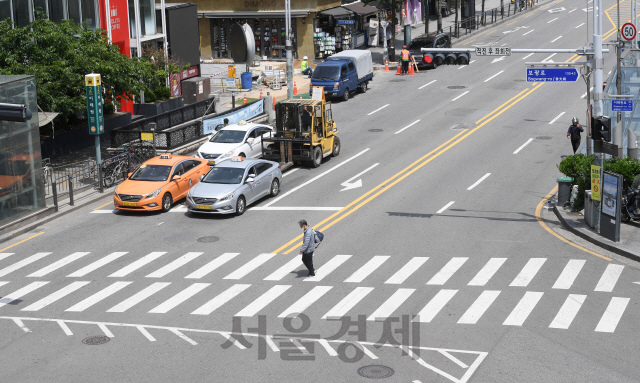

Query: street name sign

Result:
[622,22,637,41]
[85,74,104,135]
[526,68,579,82]
[612,100,633,111]
[475,47,511,56]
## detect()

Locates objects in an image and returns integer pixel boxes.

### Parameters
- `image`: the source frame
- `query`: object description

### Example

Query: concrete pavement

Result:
[1,1,640,382]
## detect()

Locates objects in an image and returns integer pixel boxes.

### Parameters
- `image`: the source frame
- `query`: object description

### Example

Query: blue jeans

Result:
[302,68,313,77]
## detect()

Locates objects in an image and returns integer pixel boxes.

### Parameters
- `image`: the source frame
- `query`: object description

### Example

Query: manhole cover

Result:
[448,85,467,89]
[357,365,395,379]
[82,336,110,345]
[197,236,220,243]
[368,129,384,132]
[451,124,469,130]
[536,136,552,140]
[390,79,406,82]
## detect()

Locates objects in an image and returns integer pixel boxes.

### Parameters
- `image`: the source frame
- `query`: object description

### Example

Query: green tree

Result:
[0,17,157,126]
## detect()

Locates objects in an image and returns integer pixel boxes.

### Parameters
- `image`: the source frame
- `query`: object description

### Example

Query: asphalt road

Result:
[2,1,640,382]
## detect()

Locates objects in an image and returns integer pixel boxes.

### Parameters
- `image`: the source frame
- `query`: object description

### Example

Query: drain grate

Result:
[368,129,384,132]
[82,336,110,345]
[448,85,467,89]
[536,136,553,140]
[390,79,406,82]
[197,236,220,243]
[357,365,395,379]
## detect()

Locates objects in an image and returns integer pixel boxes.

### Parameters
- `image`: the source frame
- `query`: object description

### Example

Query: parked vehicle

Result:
[409,33,452,69]
[310,49,373,101]
[186,157,282,216]
[194,121,273,165]
[621,175,640,222]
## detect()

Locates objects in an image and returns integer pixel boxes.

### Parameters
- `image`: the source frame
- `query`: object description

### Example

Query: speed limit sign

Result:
[622,22,636,41]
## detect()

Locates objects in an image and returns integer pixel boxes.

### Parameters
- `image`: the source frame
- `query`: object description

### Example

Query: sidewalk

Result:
[553,201,640,263]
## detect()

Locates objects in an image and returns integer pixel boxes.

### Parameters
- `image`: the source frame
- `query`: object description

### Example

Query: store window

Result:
[210,18,297,61]
[12,0,31,27]
[140,0,155,36]
[67,0,81,24]
[32,0,48,17]
[0,0,12,23]
[81,0,97,29]
[48,0,67,23]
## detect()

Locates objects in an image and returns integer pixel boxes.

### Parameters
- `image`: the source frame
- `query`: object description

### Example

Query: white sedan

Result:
[194,121,273,166]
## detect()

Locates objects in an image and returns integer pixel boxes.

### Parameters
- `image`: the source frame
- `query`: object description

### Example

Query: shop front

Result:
[314,1,377,59]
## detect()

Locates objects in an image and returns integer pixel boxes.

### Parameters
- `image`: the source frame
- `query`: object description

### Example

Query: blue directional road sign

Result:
[612,100,634,111]
[526,68,579,82]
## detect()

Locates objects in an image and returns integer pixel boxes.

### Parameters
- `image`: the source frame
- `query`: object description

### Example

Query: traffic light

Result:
[0,103,32,122]
[592,116,611,142]
[421,52,469,66]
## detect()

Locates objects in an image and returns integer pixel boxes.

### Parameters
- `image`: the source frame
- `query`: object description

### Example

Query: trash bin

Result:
[388,47,395,63]
[241,72,252,90]
[557,176,573,207]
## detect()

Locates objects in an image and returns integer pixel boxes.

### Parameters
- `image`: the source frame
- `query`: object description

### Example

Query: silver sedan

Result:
[186,157,282,215]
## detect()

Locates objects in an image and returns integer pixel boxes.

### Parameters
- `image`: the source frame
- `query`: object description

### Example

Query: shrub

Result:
[143,90,156,103]
[154,86,171,101]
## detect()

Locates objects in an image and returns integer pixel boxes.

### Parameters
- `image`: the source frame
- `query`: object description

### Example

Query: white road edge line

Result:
[451,91,469,101]
[523,30,534,36]
[551,36,562,43]
[437,201,455,214]
[513,138,534,154]
[549,111,566,124]
[522,53,534,60]
[395,120,420,134]
[484,70,504,83]
[367,104,389,116]
[468,173,491,190]
[263,148,370,207]
[418,80,437,89]
[575,23,585,28]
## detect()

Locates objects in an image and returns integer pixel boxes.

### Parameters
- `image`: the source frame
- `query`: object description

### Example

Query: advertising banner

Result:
[602,172,619,217]
[203,101,264,135]
[591,165,601,201]
[109,0,130,55]
[85,74,104,135]
[171,66,200,96]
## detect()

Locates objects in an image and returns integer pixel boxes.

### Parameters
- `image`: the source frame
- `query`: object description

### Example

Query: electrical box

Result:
[181,77,211,105]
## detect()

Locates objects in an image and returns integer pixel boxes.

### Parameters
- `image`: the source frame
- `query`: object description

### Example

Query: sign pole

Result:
[86,74,105,191]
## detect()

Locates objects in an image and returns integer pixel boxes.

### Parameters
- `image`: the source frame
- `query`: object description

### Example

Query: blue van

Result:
[310,50,374,101]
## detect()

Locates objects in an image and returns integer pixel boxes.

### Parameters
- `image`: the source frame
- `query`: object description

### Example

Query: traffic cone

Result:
[259,89,263,98]
[293,81,298,96]
[408,62,415,75]
[395,63,402,75]
[385,60,390,71]
[243,94,247,105]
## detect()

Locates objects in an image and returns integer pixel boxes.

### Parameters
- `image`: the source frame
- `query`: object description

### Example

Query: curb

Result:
[553,205,640,263]
[0,189,114,245]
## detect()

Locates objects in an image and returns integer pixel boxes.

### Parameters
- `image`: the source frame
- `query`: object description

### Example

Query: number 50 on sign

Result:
[622,22,636,41]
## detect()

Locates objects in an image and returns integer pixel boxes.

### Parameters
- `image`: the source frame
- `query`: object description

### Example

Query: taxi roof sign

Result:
[230,156,244,162]
[160,154,172,159]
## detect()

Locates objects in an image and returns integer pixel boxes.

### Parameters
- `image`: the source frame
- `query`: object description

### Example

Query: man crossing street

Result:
[298,219,315,276]
[567,117,584,154]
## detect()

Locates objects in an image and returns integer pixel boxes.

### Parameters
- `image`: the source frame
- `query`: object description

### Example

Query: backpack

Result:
[314,229,324,249]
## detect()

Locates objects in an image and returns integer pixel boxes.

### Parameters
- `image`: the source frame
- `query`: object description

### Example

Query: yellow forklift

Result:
[261,88,340,170]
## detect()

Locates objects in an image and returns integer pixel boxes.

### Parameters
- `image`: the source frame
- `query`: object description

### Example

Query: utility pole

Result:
[616,0,622,131]
[424,0,429,35]
[437,0,443,32]
[593,0,604,117]
[391,0,396,61]
[285,0,293,100]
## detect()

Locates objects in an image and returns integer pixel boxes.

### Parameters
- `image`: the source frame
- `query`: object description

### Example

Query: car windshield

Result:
[312,66,340,80]
[202,167,246,184]
[129,165,172,181]
[209,130,246,143]
[409,39,433,49]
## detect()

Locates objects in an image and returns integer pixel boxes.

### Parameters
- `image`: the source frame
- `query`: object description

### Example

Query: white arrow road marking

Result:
[549,111,566,124]
[548,7,566,13]
[395,120,421,134]
[264,148,370,206]
[491,56,506,63]
[341,163,379,191]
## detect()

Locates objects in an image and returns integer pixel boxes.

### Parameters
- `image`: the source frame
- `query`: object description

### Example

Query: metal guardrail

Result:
[440,0,540,40]
[43,159,98,200]
[110,97,215,149]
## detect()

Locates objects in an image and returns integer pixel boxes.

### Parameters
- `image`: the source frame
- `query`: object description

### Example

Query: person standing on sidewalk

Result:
[567,117,584,154]
[298,219,316,276]
[401,45,411,74]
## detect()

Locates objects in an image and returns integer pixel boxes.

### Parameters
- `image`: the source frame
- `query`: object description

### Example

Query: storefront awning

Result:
[199,10,310,18]
[341,1,379,15]
[317,6,354,17]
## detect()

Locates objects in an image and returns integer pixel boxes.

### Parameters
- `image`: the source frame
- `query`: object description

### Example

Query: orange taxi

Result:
[113,154,209,212]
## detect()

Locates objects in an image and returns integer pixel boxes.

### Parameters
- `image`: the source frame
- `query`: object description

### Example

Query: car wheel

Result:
[332,136,341,157]
[342,88,350,101]
[238,153,246,158]
[270,178,280,197]
[359,82,367,93]
[311,146,322,168]
[161,193,172,212]
[235,195,246,216]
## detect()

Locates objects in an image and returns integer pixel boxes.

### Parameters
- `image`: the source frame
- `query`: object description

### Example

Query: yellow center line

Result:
[536,186,611,261]
[524,13,534,18]
[278,82,546,254]
[476,89,528,125]
[506,20,518,26]
[0,232,45,253]
[462,39,476,46]
[94,201,113,210]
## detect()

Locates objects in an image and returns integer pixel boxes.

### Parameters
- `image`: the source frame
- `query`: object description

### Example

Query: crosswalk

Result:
[0,251,633,333]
